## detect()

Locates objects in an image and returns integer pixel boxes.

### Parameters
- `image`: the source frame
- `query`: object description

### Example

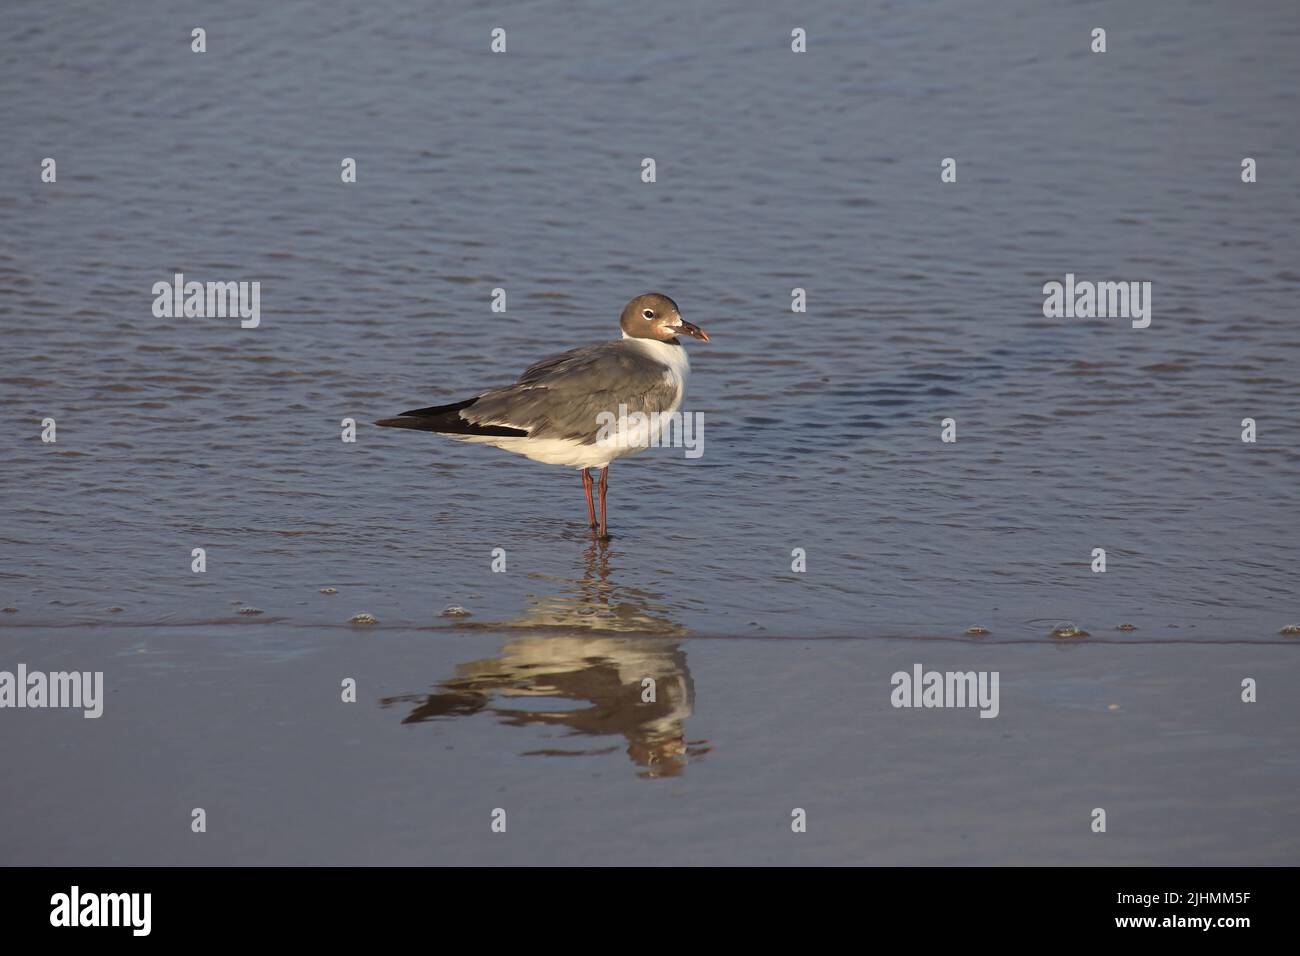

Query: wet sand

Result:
[2,615,1297,865]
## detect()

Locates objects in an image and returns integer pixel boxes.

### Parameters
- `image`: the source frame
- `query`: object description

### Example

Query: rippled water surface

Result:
[2,0,1299,863]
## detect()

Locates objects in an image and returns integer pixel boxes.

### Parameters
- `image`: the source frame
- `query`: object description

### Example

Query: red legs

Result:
[597,465,609,539]
[579,466,611,538]
[580,468,597,529]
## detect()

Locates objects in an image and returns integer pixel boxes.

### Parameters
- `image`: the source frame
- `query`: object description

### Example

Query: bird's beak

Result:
[675,320,709,342]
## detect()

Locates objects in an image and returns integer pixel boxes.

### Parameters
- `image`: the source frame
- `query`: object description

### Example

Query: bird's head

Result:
[620,293,709,343]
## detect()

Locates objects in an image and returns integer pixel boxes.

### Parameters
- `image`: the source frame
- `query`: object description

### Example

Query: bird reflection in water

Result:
[380,541,710,778]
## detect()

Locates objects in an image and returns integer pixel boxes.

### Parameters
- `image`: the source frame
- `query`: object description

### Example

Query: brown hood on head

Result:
[619,293,708,343]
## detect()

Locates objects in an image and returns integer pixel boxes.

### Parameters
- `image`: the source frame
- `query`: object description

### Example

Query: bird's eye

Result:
[642,309,655,319]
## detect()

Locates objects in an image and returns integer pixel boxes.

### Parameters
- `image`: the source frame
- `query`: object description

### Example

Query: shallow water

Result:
[2,0,1299,863]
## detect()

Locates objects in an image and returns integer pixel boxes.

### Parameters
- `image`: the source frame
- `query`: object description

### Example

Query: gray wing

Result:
[462,341,679,443]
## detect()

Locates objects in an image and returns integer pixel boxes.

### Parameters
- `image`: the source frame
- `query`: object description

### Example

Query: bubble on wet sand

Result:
[320,587,338,595]
[237,606,264,616]
[441,605,472,618]
[965,626,990,636]
[349,612,378,626]
[1050,622,1089,639]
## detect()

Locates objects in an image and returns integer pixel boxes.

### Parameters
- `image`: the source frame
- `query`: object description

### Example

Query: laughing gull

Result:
[375,293,709,538]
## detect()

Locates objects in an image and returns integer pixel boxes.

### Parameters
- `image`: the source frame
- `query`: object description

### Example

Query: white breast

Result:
[622,335,690,413]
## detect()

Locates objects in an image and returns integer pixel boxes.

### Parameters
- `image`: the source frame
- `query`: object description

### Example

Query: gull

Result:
[375,293,708,538]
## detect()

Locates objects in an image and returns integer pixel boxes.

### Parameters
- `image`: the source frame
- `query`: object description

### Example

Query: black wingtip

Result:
[400,397,481,418]
[373,412,528,438]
